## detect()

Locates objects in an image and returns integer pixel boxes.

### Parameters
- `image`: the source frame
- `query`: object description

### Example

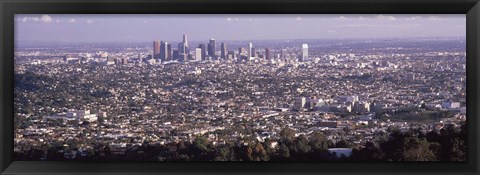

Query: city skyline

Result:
[13,14,466,162]
[15,14,465,43]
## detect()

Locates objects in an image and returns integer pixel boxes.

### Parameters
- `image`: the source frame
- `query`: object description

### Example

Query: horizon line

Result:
[15,36,466,45]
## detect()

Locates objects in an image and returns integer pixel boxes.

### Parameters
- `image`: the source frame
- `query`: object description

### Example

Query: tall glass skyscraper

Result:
[153,41,160,59]
[209,39,216,58]
[221,42,227,59]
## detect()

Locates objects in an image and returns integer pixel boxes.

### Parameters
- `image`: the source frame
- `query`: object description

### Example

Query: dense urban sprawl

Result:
[14,37,466,161]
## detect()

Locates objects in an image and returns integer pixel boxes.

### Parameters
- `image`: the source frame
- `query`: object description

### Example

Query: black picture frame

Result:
[1,0,479,174]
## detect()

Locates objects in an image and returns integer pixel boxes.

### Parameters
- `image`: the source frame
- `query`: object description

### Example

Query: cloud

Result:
[18,15,52,23]
[335,16,347,20]
[143,20,148,23]
[358,16,366,20]
[226,18,232,21]
[68,19,76,23]
[376,15,396,21]
[86,19,94,24]
[405,16,422,21]
[428,16,442,21]
[296,17,302,21]
[334,24,378,28]
[40,15,53,23]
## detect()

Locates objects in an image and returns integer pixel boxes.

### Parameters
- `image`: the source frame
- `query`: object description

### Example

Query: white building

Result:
[442,101,461,109]
[247,42,253,60]
[195,48,202,61]
[187,67,202,75]
[43,109,98,123]
[301,44,308,61]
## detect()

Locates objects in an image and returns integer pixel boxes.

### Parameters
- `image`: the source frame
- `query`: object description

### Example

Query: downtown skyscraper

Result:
[199,44,207,61]
[160,41,168,61]
[301,44,308,62]
[153,41,161,59]
[183,34,188,48]
[265,48,271,60]
[247,42,253,60]
[221,42,227,59]
[195,48,202,61]
[167,43,172,61]
[208,39,216,58]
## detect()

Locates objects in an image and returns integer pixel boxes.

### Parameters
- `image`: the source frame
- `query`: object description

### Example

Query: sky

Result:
[14,14,466,43]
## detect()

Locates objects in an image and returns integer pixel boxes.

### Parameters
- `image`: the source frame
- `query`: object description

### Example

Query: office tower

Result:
[227,51,235,60]
[188,54,193,61]
[238,47,245,61]
[173,49,179,60]
[167,43,172,61]
[281,49,286,59]
[251,47,256,58]
[179,53,187,62]
[183,35,189,54]
[199,44,207,61]
[301,44,308,62]
[209,38,216,58]
[247,42,253,59]
[160,41,168,61]
[183,34,188,48]
[221,42,227,59]
[179,42,186,54]
[195,48,202,61]
[207,43,211,59]
[138,54,142,63]
[153,41,160,59]
[265,48,271,60]
[107,56,116,65]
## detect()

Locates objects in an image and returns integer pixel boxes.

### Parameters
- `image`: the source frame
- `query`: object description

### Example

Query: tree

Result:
[351,142,384,161]
[253,143,269,161]
[401,137,436,161]
[294,135,311,153]
[193,136,209,152]
[335,140,351,148]
[278,144,290,159]
[309,131,328,151]
[214,145,231,161]
[246,146,254,161]
[380,131,405,161]
[263,138,274,154]
[279,127,295,141]
[449,138,466,161]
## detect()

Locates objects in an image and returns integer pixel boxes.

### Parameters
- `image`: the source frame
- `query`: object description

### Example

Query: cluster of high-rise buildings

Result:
[152,34,308,63]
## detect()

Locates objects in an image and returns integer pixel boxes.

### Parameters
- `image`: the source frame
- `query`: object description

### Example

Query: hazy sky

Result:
[15,14,466,43]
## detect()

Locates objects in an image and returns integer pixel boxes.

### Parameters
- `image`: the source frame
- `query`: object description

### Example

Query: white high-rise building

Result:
[195,48,202,61]
[183,34,188,47]
[248,42,253,60]
[301,44,308,61]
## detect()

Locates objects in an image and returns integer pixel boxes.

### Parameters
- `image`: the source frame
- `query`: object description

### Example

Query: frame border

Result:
[1,0,479,174]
